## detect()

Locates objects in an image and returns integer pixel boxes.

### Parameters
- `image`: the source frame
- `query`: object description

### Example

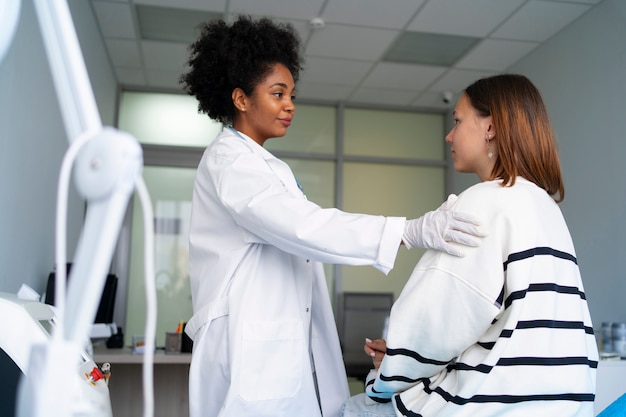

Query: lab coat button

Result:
[305,308,309,312]
[306,259,310,263]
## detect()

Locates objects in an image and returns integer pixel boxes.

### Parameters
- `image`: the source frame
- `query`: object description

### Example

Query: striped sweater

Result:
[366,178,598,417]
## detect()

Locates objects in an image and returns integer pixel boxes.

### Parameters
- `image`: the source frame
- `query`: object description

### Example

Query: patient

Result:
[341,74,598,417]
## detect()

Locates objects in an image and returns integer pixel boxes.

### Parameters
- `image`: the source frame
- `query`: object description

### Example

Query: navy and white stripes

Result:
[360,179,598,417]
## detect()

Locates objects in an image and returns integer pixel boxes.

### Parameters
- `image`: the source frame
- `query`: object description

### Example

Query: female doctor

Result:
[179,16,485,417]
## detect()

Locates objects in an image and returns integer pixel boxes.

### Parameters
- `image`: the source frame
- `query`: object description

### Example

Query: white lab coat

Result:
[186,127,405,417]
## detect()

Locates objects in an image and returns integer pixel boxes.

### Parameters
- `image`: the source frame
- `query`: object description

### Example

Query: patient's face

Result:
[445,93,494,181]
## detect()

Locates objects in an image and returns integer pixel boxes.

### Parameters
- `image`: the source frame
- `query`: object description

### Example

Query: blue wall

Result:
[449,0,626,326]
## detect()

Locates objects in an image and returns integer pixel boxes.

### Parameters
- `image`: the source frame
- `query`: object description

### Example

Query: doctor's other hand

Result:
[402,196,486,257]
[365,338,386,369]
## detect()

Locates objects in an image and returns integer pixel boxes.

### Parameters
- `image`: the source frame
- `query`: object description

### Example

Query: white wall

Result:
[0,0,117,295]
[449,0,626,326]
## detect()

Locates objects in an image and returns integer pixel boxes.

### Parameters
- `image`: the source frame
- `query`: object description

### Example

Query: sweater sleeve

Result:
[366,184,506,401]
[366,261,501,401]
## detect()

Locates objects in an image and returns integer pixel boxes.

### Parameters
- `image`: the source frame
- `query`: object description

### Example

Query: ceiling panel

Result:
[115,68,146,85]
[299,56,374,85]
[455,38,539,71]
[492,1,592,42]
[306,24,399,61]
[104,39,142,68]
[89,0,604,109]
[229,0,324,21]
[321,0,425,29]
[412,90,457,109]
[134,0,226,12]
[92,1,135,38]
[140,40,188,72]
[383,32,480,66]
[350,87,421,107]
[361,62,446,90]
[136,5,221,43]
[145,69,183,89]
[549,0,602,3]
[428,68,497,93]
[406,0,526,37]
[296,82,356,102]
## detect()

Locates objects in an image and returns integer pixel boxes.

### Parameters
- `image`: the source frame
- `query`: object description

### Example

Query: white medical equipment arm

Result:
[0,0,20,64]
[32,0,142,348]
[0,0,154,416]
[32,0,145,348]
[33,0,101,140]
[67,129,142,344]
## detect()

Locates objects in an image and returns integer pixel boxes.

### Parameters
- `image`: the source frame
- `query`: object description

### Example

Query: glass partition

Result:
[340,163,445,299]
[119,91,222,147]
[266,104,336,154]
[125,166,195,347]
[117,90,448,346]
[344,108,444,160]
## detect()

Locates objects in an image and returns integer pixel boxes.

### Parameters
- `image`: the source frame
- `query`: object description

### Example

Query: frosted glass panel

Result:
[266,104,335,154]
[283,158,335,209]
[340,162,446,299]
[344,109,444,159]
[118,91,222,147]
[116,91,450,332]
[126,166,195,347]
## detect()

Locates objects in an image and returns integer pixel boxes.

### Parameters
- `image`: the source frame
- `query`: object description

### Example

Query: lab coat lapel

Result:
[246,138,304,198]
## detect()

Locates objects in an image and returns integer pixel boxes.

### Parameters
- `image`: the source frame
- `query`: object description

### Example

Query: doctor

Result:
[179,16,485,417]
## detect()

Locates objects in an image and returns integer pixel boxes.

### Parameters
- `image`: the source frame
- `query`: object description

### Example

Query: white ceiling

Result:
[91,0,603,110]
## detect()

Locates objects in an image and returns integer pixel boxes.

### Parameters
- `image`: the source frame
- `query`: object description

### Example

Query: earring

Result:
[486,135,493,158]
[241,107,245,112]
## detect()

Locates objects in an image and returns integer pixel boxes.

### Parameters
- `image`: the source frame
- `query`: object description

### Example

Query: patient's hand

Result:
[364,338,386,369]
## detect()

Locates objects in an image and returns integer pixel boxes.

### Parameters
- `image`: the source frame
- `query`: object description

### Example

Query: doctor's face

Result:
[445,93,494,181]
[237,63,296,146]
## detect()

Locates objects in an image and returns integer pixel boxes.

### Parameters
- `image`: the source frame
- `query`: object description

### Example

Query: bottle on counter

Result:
[602,322,614,353]
[613,322,626,355]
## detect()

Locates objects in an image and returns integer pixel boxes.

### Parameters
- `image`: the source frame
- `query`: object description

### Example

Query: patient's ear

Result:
[485,119,496,139]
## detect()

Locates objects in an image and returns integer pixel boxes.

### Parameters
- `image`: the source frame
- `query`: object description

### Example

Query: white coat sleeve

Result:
[208,146,405,274]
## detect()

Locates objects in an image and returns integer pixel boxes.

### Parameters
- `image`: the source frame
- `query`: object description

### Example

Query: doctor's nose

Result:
[285,100,295,113]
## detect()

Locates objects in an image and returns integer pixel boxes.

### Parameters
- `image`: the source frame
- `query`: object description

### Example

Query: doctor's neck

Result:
[231,115,285,147]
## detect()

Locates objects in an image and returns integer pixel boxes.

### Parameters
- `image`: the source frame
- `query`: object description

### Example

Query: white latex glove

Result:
[403,195,486,257]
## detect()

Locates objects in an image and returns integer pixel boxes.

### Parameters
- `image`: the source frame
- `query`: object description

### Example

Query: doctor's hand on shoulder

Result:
[402,194,486,257]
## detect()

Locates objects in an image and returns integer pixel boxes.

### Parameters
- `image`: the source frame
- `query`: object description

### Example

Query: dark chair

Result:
[45,264,118,324]
[338,292,393,381]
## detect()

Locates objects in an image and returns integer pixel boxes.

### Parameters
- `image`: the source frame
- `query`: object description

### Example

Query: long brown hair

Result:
[464,74,564,202]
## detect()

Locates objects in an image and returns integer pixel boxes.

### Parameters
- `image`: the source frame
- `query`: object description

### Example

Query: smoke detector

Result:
[309,17,325,29]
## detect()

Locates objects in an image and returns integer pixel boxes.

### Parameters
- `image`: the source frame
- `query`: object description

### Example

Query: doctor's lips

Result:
[279,118,292,127]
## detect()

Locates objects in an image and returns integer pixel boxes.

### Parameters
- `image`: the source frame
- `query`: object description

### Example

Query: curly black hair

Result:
[180,16,303,125]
